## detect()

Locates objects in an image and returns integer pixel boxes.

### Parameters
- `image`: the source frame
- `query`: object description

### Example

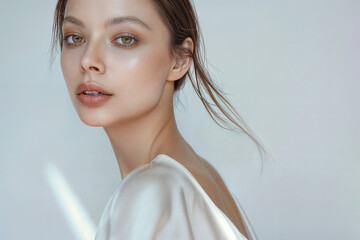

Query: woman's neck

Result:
[103,89,187,179]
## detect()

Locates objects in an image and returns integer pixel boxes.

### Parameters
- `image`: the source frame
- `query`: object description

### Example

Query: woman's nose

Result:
[80,41,106,74]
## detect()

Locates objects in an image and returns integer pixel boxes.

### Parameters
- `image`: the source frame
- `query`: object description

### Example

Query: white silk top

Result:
[94,154,258,240]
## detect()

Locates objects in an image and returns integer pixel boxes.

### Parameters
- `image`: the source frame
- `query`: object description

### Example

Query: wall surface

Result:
[0,0,359,239]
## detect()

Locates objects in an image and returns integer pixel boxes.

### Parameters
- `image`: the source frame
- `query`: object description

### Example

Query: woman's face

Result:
[60,0,174,127]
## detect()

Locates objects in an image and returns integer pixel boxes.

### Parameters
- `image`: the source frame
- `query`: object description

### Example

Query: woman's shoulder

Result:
[117,154,200,198]
[108,154,210,224]
[95,154,251,240]
[117,153,234,211]
[114,153,229,217]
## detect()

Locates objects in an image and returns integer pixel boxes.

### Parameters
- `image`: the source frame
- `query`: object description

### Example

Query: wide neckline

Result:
[118,153,249,239]
[153,154,255,240]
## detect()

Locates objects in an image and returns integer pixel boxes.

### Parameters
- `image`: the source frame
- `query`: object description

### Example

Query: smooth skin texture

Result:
[60,0,249,238]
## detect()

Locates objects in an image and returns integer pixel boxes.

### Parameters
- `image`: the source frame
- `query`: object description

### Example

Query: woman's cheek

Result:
[108,50,169,116]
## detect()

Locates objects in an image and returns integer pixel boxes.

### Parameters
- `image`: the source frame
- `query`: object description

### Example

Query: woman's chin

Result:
[77,112,108,127]
[80,118,105,127]
[82,120,104,127]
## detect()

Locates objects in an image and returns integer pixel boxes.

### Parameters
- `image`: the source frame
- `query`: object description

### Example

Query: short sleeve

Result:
[94,162,248,240]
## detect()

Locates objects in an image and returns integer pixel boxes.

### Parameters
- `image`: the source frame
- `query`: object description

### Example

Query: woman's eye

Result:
[63,34,84,46]
[113,35,138,48]
[62,33,137,48]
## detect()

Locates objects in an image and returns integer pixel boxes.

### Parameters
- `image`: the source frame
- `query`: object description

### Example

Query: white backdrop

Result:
[0,0,359,239]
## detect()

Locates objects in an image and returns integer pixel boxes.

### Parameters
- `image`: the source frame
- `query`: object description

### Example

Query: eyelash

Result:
[62,33,139,48]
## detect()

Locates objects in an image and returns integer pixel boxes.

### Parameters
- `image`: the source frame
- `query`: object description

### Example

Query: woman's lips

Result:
[77,93,112,106]
[76,82,113,95]
[76,82,113,106]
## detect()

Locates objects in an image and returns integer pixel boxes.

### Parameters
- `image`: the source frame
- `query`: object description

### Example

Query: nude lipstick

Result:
[76,83,113,107]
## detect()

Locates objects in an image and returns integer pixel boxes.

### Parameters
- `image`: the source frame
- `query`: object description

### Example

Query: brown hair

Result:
[50,0,273,167]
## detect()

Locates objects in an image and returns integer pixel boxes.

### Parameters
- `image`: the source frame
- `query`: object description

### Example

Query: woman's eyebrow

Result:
[63,15,151,31]
[106,16,151,31]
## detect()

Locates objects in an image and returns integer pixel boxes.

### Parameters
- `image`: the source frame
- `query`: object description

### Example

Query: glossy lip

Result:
[77,94,112,107]
[76,82,113,107]
[76,82,113,96]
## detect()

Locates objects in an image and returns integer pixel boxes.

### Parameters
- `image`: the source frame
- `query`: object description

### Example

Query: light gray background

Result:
[1,0,359,239]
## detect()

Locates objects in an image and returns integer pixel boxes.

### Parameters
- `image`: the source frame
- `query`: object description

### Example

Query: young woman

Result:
[51,0,269,239]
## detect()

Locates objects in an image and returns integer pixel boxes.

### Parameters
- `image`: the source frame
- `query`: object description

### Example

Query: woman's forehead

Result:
[63,0,163,31]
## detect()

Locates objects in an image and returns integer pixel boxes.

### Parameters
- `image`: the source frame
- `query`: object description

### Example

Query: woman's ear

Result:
[167,37,194,82]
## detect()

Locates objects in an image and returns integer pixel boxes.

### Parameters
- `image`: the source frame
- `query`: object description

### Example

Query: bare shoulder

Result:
[189,155,251,239]
[170,153,232,211]
[186,154,232,195]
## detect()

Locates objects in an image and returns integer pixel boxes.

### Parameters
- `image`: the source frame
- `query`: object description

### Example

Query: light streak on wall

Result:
[45,163,96,240]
